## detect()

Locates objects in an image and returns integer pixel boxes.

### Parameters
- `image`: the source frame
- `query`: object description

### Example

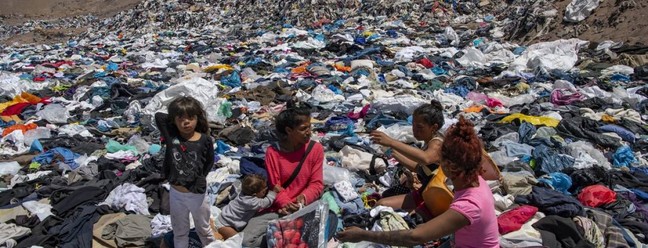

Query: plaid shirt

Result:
[586,209,630,248]
[574,216,605,248]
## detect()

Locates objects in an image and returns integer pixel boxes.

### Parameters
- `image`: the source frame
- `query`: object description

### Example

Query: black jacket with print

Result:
[155,113,214,194]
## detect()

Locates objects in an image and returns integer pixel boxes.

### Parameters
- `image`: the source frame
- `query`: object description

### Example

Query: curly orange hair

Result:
[441,116,483,183]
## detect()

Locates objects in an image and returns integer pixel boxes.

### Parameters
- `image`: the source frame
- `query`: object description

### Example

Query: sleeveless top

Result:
[416,136,454,218]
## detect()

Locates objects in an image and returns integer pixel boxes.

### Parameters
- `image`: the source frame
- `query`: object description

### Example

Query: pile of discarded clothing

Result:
[1,0,648,247]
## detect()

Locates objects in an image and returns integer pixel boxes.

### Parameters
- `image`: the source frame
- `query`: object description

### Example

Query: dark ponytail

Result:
[275,99,311,136]
[413,100,444,129]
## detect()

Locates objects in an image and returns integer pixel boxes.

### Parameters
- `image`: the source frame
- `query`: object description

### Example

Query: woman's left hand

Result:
[295,194,306,205]
[278,207,290,216]
[279,194,307,215]
[279,202,301,215]
[336,227,367,243]
[370,131,395,147]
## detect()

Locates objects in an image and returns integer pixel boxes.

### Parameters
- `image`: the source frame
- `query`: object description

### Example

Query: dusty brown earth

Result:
[0,0,142,45]
[0,0,142,23]
[1,28,87,45]
[0,0,646,46]
[538,0,648,44]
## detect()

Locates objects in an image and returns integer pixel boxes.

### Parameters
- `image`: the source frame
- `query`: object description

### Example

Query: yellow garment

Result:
[18,92,42,104]
[52,85,70,92]
[500,113,560,127]
[601,114,616,123]
[551,135,566,144]
[420,168,453,219]
[203,64,233,73]
[0,115,22,123]
[516,82,530,92]
[422,150,500,218]
[0,92,42,113]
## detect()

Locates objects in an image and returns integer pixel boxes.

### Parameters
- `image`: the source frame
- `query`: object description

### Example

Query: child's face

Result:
[255,185,268,198]
[174,114,197,136]
[412,114,437,141]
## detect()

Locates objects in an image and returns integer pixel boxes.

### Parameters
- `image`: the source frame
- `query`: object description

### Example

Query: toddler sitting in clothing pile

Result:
[213,174,282,240]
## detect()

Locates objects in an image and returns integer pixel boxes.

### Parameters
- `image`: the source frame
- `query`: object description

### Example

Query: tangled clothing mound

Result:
[2,0,648,46]
[1,0,648,247]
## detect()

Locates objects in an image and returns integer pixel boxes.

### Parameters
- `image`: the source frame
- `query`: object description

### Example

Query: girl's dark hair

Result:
[241,174,267,196]
[168,96,209,133]
[413,100,444,129]
[275,100,311,136]
[441,116,482,182]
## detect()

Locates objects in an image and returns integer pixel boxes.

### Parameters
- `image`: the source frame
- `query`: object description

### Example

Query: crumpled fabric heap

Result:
[0,1,647,247]
[100,183,151,216]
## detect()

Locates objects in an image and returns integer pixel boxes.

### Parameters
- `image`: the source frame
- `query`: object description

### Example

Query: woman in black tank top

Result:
[369,100,446,219]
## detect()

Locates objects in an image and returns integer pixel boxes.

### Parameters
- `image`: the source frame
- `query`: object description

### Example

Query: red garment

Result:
[2,103,31,116]
[578,185,616,207]
[265,141,324,212]
[418,58,434,68]
[347,104,371,120]
[486,98,504,108]
[497,205,538,234]
[54,61,74,68]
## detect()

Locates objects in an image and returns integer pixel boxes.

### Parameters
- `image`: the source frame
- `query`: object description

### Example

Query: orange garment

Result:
[19,92,42,104]
[290,62,311,74]
[2,123,37,137]
[464,105,485,113]
[334,64,351,72]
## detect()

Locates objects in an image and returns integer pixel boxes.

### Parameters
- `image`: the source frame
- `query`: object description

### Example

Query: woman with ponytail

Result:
[338,116,499,247]
[241,99,326,247]
[371,100,453,221]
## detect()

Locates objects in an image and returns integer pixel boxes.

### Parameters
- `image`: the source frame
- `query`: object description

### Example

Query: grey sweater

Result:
[218,191,277,230]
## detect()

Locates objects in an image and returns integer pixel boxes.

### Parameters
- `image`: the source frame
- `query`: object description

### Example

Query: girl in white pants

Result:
[169,187,215,247]
[155,96,216,247]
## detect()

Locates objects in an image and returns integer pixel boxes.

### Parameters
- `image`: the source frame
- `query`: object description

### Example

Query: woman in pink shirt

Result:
[337,116,499,248]
[241,101,325,247]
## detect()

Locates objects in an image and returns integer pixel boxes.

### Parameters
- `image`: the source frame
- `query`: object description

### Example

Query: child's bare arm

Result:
[273,185,284,193]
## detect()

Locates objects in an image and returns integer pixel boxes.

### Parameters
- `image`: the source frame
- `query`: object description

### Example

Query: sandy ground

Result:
[2,28,88,46]
[0,0,142,23]
[539,0,648,44]
[0,0,142,45]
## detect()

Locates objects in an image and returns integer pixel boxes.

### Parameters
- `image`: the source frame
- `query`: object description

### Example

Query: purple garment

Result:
[551,89,584,105]
[617,191,648,223]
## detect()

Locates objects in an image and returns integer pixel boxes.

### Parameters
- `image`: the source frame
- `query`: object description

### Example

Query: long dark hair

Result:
[167,96,210,133]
